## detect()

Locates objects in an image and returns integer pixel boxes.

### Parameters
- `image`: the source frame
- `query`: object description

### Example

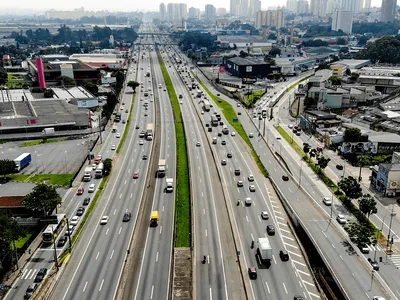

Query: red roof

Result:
[0,196,25,208]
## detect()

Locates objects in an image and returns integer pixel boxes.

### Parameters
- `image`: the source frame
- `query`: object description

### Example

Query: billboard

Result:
[78,99,99,109]
[339,142,377,155]
[246,66,253,72]
[242,77,257,84]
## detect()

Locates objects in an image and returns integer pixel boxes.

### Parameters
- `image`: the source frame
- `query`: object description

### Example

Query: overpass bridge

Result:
[137,32,170,35]
[137,43,178,46]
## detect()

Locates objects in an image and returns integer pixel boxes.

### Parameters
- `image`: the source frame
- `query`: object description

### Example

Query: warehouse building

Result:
[223,56,280,78]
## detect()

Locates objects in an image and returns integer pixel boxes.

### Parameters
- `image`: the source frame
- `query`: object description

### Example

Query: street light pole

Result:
[374,214,388,262]
[387,206,396,253]
[52,226,59,271]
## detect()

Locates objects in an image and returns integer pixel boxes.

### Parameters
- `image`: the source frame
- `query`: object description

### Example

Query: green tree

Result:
[127,80,140,92]
[23,183,62,216]
[0,66,7,85]
[317,156,330,173]
[336,37,347,45]
[346,222,375,248]
[0,210,25,267]
[356,36,400,64]
[58,75,76,86]
[103,158,112,175]
[43,89,54,98]
[269,47,281,57]
[358,35,370,46]
[344,127,362,142]
[338,176,362,199]
[0,159,16,179]
[329,76,342,85]
[264,56,276,65]
[358,194,378,218]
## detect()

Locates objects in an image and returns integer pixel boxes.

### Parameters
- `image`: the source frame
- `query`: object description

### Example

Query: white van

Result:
[88,184,95,193]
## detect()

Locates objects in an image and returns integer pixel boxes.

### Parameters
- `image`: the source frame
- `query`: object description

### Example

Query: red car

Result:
[77,188,84,195]
[133,172,139,179]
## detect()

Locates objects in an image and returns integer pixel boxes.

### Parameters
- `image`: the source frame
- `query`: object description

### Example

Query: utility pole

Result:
[52,226,59,271]
[387,206,396,253]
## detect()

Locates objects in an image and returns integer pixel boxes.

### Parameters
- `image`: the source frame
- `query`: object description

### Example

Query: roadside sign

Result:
[233,118,238,123]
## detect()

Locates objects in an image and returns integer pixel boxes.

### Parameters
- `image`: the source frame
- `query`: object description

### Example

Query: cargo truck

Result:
[83,166,92,182]
[95,162,104,178]
[146,123,154,141]
[157,159,166,178]
[203,100,210,112]
[165,178,174,193]
[14,153,31,172]
[257,237,272,265]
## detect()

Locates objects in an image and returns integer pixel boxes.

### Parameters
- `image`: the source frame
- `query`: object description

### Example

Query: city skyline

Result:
[1,0,383,14]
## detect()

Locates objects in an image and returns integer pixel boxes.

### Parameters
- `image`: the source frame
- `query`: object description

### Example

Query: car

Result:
[139,140,144,145]
[143,154,148,160]
[196,142,201,147]
[136,125,140,129]
[248,267,257,279]
[208,127,212,132]
[122,120,126,124]
[261,211,269,219]
[233,169,240,176]
[76,207,85,216]
[100,216,109,225]
[133,172,139,179]
[123,212,132,222]
[24,283,38,299]
[249,185,256,192]
[238,112,241,115]
[180,100,183,104]
[360,245,370,254]
[139,131,145,138]
[293,296,305,300]
[296,132,301,136]
[267,225,275,235]
[237,103,241,107]
[221,159,227,165]
[219,121,224,126]
[144,113,148,117]
[164,88,166,91]
[288,124,293,129]
[221,140,226,145]
[227,153,232,158]
[34,268,47,283]
[231,131,236,136]
[125,109,128,113]
[372,297,386,300]
[237,180,243,187]
[111,145,116,150]
[218,132,222,137]
[92,164,97,170]
[323,197,332,206]
[77,188,84,195]
[88,183,95,193]
[70,216,80,226]
[245,197,252,206]
[336,214,347,224]
[249,133,254,138]
[336,164,343,170]
[368,258,380,271]
[179,94,183,99]
[282,175,289,181]
[83,197,90,206]
[57,236,67,247]
[248,174,254,181]
[279,250,289,261]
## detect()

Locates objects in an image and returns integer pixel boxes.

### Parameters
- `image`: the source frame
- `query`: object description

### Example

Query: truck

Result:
[146,123,154,141]
[165,178,174,193]
[95,162,104,179]
[157,159,166,178]
[196,90,202,98]
[83,166,92,182]
[112,125,117,133]
[257,237,272,265]
[210,115,218,127]
[203,100,210,112]
[14,153,31,172]
[262,109,267,118]
[42,127,55,135]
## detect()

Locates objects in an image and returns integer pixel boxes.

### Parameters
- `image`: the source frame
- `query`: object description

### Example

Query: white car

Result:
[261,211,269,219]
[88,184,95,193]
[92,164,97,170]
[231,132,236,136]
[180,101,183,104]
[245,197,252,206]
[336,214,347,224]
[111,145,116,150]
[323,197,332,206]
[288,124,293,129]
[70,216,80,226]
[100,216,109,225]
[65,225,74,236]
[196,142,201,147]
[249,133,254,138]
[248,174,254,181]
[139,140,144,145]
[237,180,243,187]
[249,185,256,192]
[116,133,121,138]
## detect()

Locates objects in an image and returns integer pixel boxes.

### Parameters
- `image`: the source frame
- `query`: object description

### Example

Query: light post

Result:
[386,205,396,253]
[52,226,59,271]
[330,189,334,219]
[374,213,388,262]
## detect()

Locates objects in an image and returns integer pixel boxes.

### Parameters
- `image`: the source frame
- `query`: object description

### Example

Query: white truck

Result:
[165,178,174,193]
[203,100,210,112]
[146,123,154,141]
[157,159,166,178]
[42,127,55,135]
[83,166,92,182]
[95,162,104,178]
[257,237,272,265]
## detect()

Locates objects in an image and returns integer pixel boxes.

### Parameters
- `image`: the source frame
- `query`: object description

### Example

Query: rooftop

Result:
[226,56,267,66]
[0,196,25,208]
[369,132,400,143]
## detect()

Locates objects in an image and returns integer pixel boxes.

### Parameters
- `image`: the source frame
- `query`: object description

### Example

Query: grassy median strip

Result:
[9,174,74,187]
[20,138,67,147]
[117,94,136,154]
[194,73,269,178]
[287,74,313,92]
[158,51,190,247]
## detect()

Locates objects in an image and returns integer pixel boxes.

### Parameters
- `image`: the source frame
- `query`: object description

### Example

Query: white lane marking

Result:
[156,252,159,262]
[291,259,307,267]
[283,282,288,294]
[114,209,117,215]
[119,227,122,235]
[99,279,104,291]
[265,281,271,293]
[297,269,311,276]
[130,193,133,198]
[150,285,154,299]
[83,281,88,292]
[106,228,109,235]
[159,226,162,234]
[96,252,100,260]
[110,249,114,260]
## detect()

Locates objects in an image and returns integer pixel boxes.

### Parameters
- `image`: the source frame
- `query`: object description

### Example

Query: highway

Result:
[169,47,320,299]
[192,62,392,299]
[127,32,177,300]
[160,43,245,300]
[49,34,158,300]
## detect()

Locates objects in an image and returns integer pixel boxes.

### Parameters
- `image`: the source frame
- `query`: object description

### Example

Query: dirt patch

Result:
[173,248,192,299]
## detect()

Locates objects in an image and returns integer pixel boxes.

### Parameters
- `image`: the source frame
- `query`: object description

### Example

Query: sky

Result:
[1,0,381,14]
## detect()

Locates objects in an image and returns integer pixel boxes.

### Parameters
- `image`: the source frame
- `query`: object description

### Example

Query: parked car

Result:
[323,197,332,206]
[368,258,380,271]
[336,214,347,224]
[70,216,80,226]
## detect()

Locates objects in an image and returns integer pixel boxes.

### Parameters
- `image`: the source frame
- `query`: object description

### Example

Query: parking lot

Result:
[0,137,96,174]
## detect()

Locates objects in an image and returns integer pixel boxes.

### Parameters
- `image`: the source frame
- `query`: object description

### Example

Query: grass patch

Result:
[194,73,269,178]
[244,89,265,106]
[9,173,74,187]
[117,94,136,154]
[158,51,191,247]
[20,138,68,147]
[72,174,109,245]
[12,232,33,249]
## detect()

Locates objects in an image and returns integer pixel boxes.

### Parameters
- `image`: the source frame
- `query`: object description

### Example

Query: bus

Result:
[42,214,66,244]
[211,115,218,126]
[115,113,121,122]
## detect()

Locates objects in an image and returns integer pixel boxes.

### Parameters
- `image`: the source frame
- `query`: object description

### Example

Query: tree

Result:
[317,156,330,173]
[269,47,281,57]
[43,89,54,98]
[358,194,378,218]
[0,66,7,84]
[103,158,112,175]
[23,183,62,216]
[264,56,276,65]
[127,80,140,92]
[0,159,16,179]
[358,35,370,46]
[344,128,362,142]
[346,222,375,248]
[0,210,25,268]
[336,37,347,45]
[59,75,76,86]
[268,33,277,40]
[355,36,400,64]
[338,176,362,199]
[328,76,342,85]
[239,50,249,58]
